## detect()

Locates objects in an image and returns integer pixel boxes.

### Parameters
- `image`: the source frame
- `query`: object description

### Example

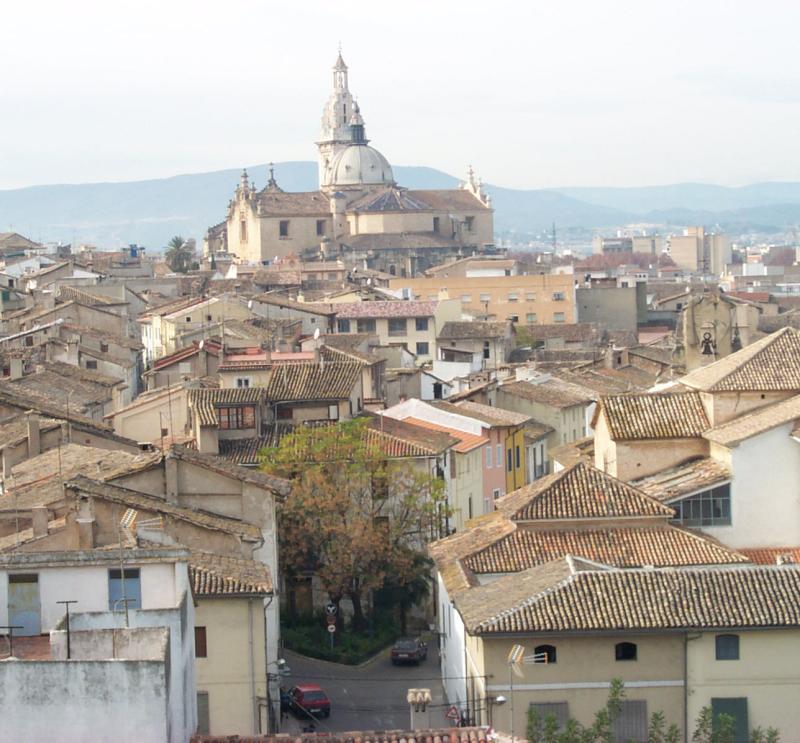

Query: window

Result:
[508,292,518,302]
[515,445,520,469]
[86,360,98,370]
[415,317,429,331]
[433,216,440,232]
[525,291,536,301]
[236,377,250,388]
[108,568,141,611]
[533,644,556,664]
[493,488,502,500]
[506,448,513,473]
[218,405,255,430]
[553,312,565,323]
[100,342,108,353]
[197,692,210,735]
[526,313,537,323]
[388,318,407,336]
[483,341,490,360]
[615,642,637,661]
[674,484,731,526]
[613,700,647,743]
[715,634,740,660]
[25,336,34,347]
[357,319,376,333]
[195,626,207,658]
[486,446,492,468]
[328,404,339,420]
[316,219,326,236]
[1,290,9,301]
[416,342,429,356]
[468,497,473,519]
[460,295,472,304]
[279,220,290,237]
[529,702,568,731]
[161,427,168,438]
[465,216,475,232]
[240,219,247,241]
[553,292,565,301]
[711,698,748,743]
[206,314,213,322]
[508,314,519,323]
[185,316,192,323]
[496,443,502,467]
[432,381,443,399]
[479,293,491,303]
[337,319,351,333]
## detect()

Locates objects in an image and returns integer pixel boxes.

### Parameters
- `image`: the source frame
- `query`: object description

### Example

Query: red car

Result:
[288,684,331,718]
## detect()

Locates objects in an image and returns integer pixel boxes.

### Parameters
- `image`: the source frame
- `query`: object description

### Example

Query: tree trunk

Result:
[399,601,408,635]
[350,590,368,631]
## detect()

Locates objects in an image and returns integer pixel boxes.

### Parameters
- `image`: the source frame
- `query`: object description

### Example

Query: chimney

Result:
[9,358,23,380]
[165,454,179,503]
[27,411,41,456]
[32,506,49,538]
[77,518,95,550]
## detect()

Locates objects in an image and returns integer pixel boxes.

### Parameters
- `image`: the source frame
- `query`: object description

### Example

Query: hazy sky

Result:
[2,0,799,191]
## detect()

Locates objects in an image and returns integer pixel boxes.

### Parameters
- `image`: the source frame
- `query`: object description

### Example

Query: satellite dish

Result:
[313,328,321,340]
[199,340,204,350]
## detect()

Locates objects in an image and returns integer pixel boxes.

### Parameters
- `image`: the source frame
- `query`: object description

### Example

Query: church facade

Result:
[205,53,494,276]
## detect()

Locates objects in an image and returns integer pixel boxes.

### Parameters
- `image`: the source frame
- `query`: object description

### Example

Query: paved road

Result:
[279,642,451,733]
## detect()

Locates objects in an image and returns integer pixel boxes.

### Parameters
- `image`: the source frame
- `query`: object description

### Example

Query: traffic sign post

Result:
[324,603,338,651]
[446,705,460,725]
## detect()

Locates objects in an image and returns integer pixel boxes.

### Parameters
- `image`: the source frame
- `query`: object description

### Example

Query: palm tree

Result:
[164,235,193,273]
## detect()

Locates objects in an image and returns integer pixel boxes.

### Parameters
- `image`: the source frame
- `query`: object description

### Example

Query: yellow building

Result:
[388,273,576,326]
[206,53,493,268]
[191,556,273,736]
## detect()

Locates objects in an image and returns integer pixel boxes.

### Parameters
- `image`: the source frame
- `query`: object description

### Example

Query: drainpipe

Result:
[263,594,275,733]
[249,598,257,734]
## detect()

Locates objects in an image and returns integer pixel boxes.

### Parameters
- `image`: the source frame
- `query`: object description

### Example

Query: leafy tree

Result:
[261,418,448,630]
[377,551,434,634]
[164,235,194,273]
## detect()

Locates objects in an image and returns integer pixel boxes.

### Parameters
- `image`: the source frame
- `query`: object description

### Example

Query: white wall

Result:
[437,574,467,711]
[717,424,800,548]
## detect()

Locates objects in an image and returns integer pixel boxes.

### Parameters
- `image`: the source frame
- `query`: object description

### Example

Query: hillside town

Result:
[1,49,800,743]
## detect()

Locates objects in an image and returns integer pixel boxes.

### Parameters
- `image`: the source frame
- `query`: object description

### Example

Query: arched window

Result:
[533,644,556,664]
[715,634,740,660]
[615,642,638,661]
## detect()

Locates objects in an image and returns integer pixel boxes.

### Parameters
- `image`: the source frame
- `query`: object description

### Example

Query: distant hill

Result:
[0,162,798,249]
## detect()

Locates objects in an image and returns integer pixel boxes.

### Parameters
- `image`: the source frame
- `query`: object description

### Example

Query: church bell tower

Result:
[317,51,358,188]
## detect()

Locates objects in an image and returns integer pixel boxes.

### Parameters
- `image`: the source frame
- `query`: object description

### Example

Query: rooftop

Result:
[403,417,487,454]
[597,392,710,440]
[499,378,594,409]
[334,300,438,319]
[263,361,362,402]
[632,457,732,502]
[433,400,532,428]
[438,321,511,340]
[681,327,800,392]
[704,393,800,447]
[189,551,272,596]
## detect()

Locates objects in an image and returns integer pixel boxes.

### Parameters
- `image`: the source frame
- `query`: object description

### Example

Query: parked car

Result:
[391,637,428,665]
[288,684,331,718]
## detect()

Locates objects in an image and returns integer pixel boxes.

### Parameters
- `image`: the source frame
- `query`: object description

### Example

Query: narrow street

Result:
[279,643,451,733]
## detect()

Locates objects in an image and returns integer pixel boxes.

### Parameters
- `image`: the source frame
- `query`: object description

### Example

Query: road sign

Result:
[326,614,337,627]
[325,602,338,617]
[327,624,336,634]
[445,705,459,721]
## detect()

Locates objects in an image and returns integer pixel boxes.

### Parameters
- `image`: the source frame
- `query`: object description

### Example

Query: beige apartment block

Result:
[388,273,576,325]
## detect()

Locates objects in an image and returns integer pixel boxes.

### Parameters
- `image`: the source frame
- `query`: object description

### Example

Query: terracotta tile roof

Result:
[549,436,594,468]
[438,321,511,340]
[264,361,362,401]
[519,323,602,343]
[189,551,272,596]
[188,387,264,427]
[500,378,594,409]
[218,436,272,466]
[333,300,438,319]
[433,400,531,427]
[467,561,800,634]
[57,285,123,307]
[703,394,800,447]
[192,727,491,743]
[347,187,432,212]
[464,523,746,573]
[598,392,710,440]
[632,457,732,502]
[62,323,143,351]
[406,189,491,211]
[495,462,675,521]
[152,340,221,370]
[403,417,487,453]
[256,189,331,217]
[739,547,800,565]
[0,413,61,449]
[252,293,335,316]
[320,344,378,366]
[681,327,800,392]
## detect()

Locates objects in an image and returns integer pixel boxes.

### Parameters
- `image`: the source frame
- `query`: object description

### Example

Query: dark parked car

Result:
[391,637,428,665]
[288,684,331,718]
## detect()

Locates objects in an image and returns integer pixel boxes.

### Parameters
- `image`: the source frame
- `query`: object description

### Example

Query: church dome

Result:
[326,143,394,187]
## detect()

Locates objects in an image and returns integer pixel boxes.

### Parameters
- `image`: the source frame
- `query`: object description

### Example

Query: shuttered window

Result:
[196,691,210,734]
[612,700,647,743]
[194,626,207,658]
[711,698,748,743]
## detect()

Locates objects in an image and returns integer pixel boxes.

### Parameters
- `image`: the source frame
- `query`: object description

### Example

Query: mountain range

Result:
[1,162,799,249]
